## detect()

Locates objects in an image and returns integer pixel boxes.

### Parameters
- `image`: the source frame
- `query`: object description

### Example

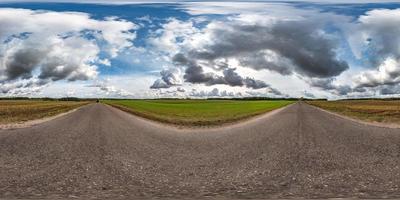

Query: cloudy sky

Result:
[1,1,400,99]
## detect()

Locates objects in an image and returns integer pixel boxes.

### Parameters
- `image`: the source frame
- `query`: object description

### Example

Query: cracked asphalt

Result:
[1,102,400,199]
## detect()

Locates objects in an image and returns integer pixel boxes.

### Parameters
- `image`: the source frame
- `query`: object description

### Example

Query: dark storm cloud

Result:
[154,52,278,91]
[183,64,225,85]
[222,68,243,86]
[4,48,44,81]
[172,53,191,66]
[186,19,349,78]
[151,16,350,96]
[39,58,92,82]
[150,79,170,89]
[184,65,272,89]
[245,87,285,97]
[2,48,96,84]
[150,69,182,89]
[243,78,270,90]
[380,85,400,95]
[309,78,352,95]
[171,53,274,90]
[238,52,292,75]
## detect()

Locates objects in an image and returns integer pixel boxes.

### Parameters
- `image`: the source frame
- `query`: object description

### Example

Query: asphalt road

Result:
[1,102,400,199]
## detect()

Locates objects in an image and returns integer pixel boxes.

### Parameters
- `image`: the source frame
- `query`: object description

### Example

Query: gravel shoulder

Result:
[308,103,400,129]
[0,106,84,130]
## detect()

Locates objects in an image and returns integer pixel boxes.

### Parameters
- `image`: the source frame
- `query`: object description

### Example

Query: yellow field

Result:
[0,100,89,124]
[308,100,400,124]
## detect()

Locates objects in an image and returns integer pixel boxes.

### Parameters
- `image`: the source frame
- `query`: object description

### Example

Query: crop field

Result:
[0,100,89,124]
[104,99,294,126]
[308,100,400,124]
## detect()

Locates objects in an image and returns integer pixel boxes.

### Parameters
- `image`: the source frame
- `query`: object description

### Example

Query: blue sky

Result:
[1,1,400,99]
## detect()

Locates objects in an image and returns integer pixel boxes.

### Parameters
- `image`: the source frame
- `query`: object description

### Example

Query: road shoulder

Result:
[0,106,84,130]
[308,103,400,129]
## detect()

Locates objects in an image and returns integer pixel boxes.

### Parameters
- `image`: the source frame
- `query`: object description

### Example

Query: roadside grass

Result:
[103,99,294,126]
[0,100,89,124]
[307,100,400,124]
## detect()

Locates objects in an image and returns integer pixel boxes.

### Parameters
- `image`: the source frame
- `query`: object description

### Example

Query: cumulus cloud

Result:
[176,87,185,92]
[0,78,47,95]
[0,8,137,95]
[245,88,284,97]
[147,18,198,55]
[302,8,400,97]
[150,79,170,89]
[87,80,133,97]
[346,9,400,95]
[150,13,350,96]
[172,53,273,89]
[308,78,352,96]
[152,8,400,98]
[379,85,400,95]
[189,88,239,98]
[354,57,400,88]
[303,91,316,98]
[346,9,400,61]
[150,68,183,89]
[185,65,272,89]
[5,4,400,99]
[186,18,348,78]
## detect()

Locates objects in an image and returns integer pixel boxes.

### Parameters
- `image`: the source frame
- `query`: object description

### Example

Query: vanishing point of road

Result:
[1,102,400,199]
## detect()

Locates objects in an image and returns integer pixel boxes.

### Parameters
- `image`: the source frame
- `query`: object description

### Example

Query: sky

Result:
[1,1,400,99]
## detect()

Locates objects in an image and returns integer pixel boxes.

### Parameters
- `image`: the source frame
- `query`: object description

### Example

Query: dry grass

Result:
[0,100,89,124]
[307,100,400,124]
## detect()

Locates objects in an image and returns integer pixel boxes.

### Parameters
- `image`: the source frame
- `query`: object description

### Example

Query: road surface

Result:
[0,102,400,199]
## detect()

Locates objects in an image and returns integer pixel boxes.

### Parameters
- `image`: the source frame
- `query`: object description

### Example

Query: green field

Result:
[104,100,294,126]
[0,100,89,124]
[308,100,400,124]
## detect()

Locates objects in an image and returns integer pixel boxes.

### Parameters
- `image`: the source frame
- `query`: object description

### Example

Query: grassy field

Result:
[0,100,89,124]
[104,99,294,126]
[307,100,400,124]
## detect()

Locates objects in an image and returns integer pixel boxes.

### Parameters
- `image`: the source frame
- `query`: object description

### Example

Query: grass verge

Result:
[0,100,89,124]
[104,99,293,126]
[307,100,400,124]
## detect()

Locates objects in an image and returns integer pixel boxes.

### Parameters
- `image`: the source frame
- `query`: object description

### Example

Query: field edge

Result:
[104,101,294,127]
[306,101,400,129]
[0,101,90,127]
[0,103,89,129]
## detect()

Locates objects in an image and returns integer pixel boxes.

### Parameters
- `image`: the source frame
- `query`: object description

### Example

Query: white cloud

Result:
[355,57,400,87]
[87,79,134,97]
[179,2,309,15]
[346,9,400,60]
[344,9,400,94]
[0,8,137,95]
[149,10,350,98]
[147,18,198,55]
[147,6,400,98]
